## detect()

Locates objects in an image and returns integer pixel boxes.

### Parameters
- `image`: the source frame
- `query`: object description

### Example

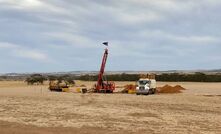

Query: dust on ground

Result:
[0,81,221,134]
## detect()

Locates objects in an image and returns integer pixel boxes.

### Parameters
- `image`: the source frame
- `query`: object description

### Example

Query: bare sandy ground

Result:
[0,81,221,134]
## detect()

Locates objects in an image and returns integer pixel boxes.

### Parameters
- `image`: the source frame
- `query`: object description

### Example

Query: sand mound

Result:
[125,84,136,90]
[157,85,186,94]
[121,84,136,93]
[80,84,86,87]
[174,85,186,90]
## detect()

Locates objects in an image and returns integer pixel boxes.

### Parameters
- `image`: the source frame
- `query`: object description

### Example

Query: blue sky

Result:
[0,0,221,73]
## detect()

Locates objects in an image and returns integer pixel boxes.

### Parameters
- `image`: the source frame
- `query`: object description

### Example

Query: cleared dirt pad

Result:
[0,81,221,134]
[0,120,116,134]
[157,85,186,93]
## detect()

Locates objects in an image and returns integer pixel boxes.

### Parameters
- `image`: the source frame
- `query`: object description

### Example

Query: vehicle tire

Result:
[107,90,113,93]
[136,93,140,95]
[150,89,154,94]
[152,89,156,94]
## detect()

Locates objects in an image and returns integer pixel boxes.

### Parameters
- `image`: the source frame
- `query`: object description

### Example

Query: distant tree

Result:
[48,75,58,81]
[25,74,46,85]
[48,75,76,85]
[61,75,75,85]
[65,77,75,85]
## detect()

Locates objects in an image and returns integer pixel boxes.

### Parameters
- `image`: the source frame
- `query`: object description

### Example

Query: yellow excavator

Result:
[49,80,69,92]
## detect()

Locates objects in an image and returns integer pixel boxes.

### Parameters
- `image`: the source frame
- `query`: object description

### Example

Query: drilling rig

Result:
[94,42,115,93]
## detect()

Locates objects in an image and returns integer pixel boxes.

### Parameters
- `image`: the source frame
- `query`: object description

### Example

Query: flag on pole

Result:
[103,42,108,46]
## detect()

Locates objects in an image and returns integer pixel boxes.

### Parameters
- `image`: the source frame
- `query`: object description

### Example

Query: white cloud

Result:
[172,35,220,43]
[44,32,98,48]
[116,11,161,24]
[140,30,220,44]
[0,42,49,61]
[0,1,221,72]
[19,0,42,7]
[0,42,18,48]
[203,0,221,5]
[14,49,48,61]
[129,0,178,9]
[0,0,66,14]
[0,0,42,8]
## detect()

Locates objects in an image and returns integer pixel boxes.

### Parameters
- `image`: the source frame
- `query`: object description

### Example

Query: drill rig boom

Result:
[95,43,115,93]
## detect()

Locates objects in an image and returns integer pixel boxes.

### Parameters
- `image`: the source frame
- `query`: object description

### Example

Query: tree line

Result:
[25,74,76,85]
[1,72,221,83]
[77,73,221,82]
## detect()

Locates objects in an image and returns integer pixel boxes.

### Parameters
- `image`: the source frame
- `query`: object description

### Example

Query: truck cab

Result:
[136,78,156,95]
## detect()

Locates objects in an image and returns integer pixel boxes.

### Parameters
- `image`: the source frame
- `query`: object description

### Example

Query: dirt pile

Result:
[80,84,86,87]
[174,85,186,90]
[157,85,186,94]
[121,84,136,93]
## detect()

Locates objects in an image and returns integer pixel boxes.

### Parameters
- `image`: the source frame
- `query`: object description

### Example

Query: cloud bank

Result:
[0,0,221,73]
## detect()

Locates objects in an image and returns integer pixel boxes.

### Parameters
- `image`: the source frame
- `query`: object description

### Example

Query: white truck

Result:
[136,78,156,95]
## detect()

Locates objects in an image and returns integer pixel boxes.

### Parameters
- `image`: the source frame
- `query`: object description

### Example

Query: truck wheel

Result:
[136,93,140,95]
[144,92,149,95]
[152,89,156,94]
